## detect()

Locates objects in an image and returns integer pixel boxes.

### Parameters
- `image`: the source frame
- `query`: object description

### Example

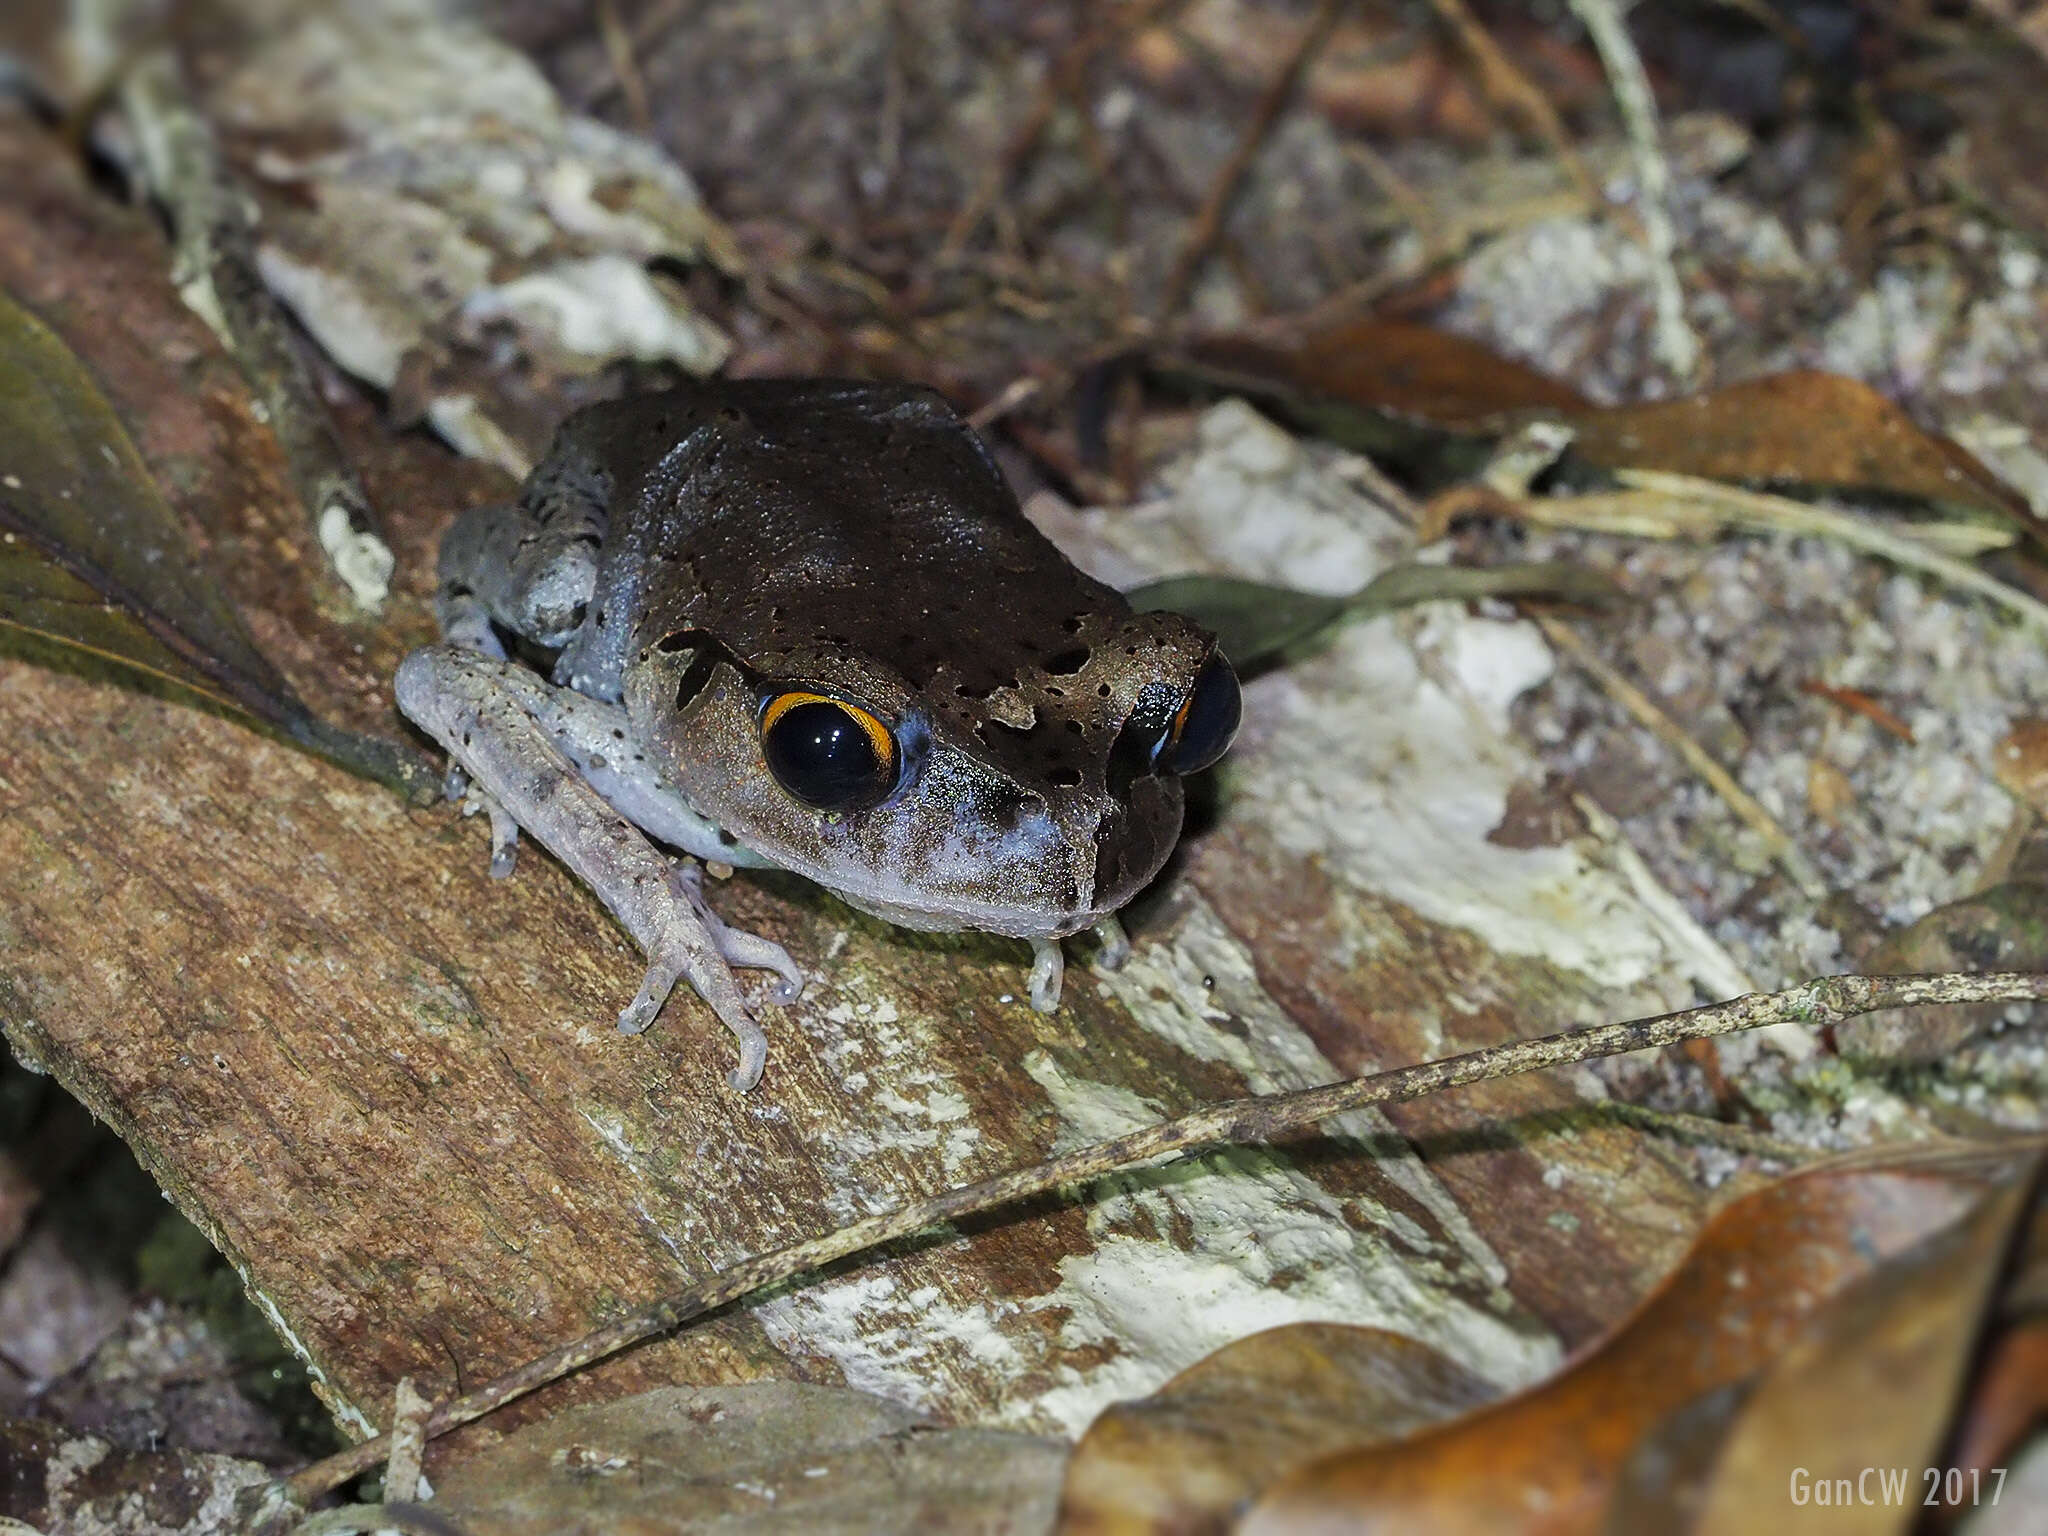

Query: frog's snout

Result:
[1085,773,1185,916]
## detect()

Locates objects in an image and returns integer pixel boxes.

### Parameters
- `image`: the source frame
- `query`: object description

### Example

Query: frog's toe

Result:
[617,959,679,1038]
[1091,915,1132,972]
[670,860,803,1004]
[1028,938,1065,1013]
[716,930,804,1005]
[460,790,520,878]
[628,910,774,1092]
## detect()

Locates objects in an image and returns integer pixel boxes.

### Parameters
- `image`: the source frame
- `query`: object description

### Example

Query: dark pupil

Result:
[1164,656,1242,775]
[764,702,889,809]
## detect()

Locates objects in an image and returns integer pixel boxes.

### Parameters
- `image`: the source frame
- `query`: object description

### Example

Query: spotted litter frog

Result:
[395,380,1239,1090]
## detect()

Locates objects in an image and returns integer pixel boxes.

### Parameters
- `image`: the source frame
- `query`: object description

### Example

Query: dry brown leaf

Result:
[1171,328,2038,546]
[426,1382,1067,1536]
[1564,372,2042,544]
[1994,720,2048,816]
[1058,1325,1497,1535]
[1181,320,1590,430]
[1690,1161,2037,1533]
[1837,884,2048,1064]
[1238,1143,2040,1534]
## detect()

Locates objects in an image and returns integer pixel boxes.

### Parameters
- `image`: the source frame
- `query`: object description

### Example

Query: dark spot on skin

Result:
[445,581,474,600]
[611,728,625,741]
[1066,719,1085,734]
[1125,645,1139,656]
[955,679,1003,701]
[1048,766,1082,788]
[718,828,737,847]
[1046,686,1064,697]
[1043,647,1090,675]
[655,632,695,653]
[1062,615,1084,632]
[567,603,589,629]
[1097,683,1112,697]
[594,608,607,628]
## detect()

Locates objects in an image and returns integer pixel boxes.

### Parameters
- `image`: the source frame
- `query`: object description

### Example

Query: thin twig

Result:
[116,50,393,610]
[278,970,2048,1504]
[383,1379,431,1504]
[1536,613,1830,900]
[1566,0,1704,384]
[1157,0,1346,321]
[593,0,654,136]
[1604,470,2048,634]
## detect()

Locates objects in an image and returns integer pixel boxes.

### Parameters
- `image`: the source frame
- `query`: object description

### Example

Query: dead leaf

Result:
[1837,884,2048,1064]
[426,1382,1067,1536]
[0,285,432,797]
[1238,1143,2040,1535]
[1168,326,2039,547]
[1564,372,2042,546]
[1058,1324,1497,1535]
[1691,1160,2037,1533]
[1993,720,2048,816]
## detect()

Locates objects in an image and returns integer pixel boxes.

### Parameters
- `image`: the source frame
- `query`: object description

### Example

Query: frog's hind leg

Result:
[396,644,790,1091]
[1028,939,1064,1013]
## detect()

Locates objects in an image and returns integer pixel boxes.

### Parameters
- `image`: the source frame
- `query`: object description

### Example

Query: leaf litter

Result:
[7,2,2048,1533]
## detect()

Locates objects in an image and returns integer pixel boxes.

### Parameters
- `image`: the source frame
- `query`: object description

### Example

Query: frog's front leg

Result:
[395,644,795,1091]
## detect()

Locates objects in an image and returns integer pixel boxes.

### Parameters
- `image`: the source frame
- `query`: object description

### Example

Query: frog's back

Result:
[590,381,1131,702]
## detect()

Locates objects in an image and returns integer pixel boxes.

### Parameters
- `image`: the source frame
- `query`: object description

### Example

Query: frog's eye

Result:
[1160,655,1241,775]
[760,692,900,811]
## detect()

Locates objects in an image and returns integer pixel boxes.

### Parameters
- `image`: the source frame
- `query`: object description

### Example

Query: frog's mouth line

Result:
[830,886,1112,942]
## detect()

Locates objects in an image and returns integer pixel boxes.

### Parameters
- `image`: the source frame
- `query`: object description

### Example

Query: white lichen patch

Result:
[1011,1051,1555,1437]
[1097,895,1517,1284]
[754,1271,1025,1415]
[210,0,734,457]
[790,986,986,1218]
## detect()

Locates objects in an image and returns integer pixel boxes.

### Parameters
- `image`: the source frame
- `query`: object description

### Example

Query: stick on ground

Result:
[279,969,2048,1506]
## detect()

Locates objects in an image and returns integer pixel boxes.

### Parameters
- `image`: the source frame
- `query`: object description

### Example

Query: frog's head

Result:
[623,608,1239,941]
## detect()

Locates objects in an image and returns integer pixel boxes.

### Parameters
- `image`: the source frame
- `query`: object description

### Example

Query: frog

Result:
[395,379,1240,1091]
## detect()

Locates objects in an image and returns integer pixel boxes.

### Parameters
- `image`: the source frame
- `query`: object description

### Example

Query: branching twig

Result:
[1157,0,1346,321]
[279,970,2048,1505]
[117,50,393,610]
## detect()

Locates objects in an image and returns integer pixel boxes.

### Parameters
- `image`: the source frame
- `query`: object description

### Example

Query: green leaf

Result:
[1128,560,1628,667]
[0,287,434,798]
